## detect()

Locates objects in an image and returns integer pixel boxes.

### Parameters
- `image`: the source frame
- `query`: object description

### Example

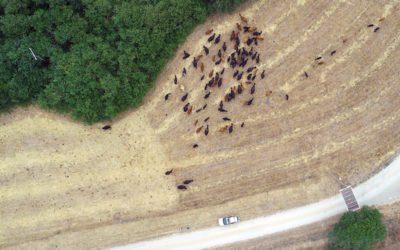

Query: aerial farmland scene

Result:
[1,0,400,249]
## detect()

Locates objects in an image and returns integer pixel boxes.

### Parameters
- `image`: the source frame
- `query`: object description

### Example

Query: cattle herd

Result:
[99,14,382,192]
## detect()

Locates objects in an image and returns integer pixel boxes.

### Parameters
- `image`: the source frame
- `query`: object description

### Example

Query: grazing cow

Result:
[201,75,205,80]
[164,93,171,101]
[215,58,222,65]
[230,31,235,41]
[318,61,324,65]
[174,75,177,84]
[239,13,248,23]
[247,38,253,46]
[183,51,190,59]
[194,120,198,126]
[244,37,249,44]
[203,104,207,110]
[247,66,255,73]
[204,84,208,90]
[196,108,202,113]
[236,37,240,47]
[204,117,210,122]
[212,55,216,62]
[183,180,193,184]
[253,31,262,36]
[257,35,264,41]
[330,50,336,56]
[253,69,258,76]
[285,94,289,100]
[193,144,198,148]
[181,93,188,102]
[183,103,190,112]
[238,84,242,94]
[252,75,256,81]
[304,71,308,78]
[254,38,258,45]
[224,94,229,102]
[218,107,228,112]
[243,26,249,32]
[379,17,385,22]
[343,38,348,43]
[237,72,243,80]
[193,57,197,68]
[196,55,203,61]
[208,33,216,42]
[236,23,242,30]
[246,98,254,105]
[187,106,193,115]
[251,83,256,94]
[217,78,223,88]
[223,42,227,52]
[102,125,111,130]
[219,101,224,108]
[374,27,380,32]
[177,185,187,190]
[201,63,204,72]
[205,29,213,35]
[247,74,252,80]
[367,24,374,27]
[203,46,209,55]
[265,90,272,96]
[233,70,239,78]
[223,117,231,121]
[182,67,186,76]
[205,125,209,136]
[315,56,322,60]
[218,49,222,58]
[229,123,233,133]
[256,54,260,64]
[230,88,235,99]
[208,78,214,87]
[241,122,244,127]
[220,68,225,75]
[196,126,203,133]
[261,70,265,79]
[165,169,173,175]
[219,125,228,132]
[204,92,211,99]
[209,70,214,78]
[215,34,221,44]
[251,52,257,60]
[249,27,256,32]
[245,81,252,85]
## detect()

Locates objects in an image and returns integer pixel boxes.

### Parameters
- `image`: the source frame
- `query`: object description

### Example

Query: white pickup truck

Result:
[218,216,240,226]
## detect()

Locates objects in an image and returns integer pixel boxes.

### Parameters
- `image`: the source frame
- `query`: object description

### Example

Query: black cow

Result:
[203,46,209,55]
[208,33,216,42]
[261,70,265,79]
[102,125,111,130]
[205,125,209,136]
[251,83,255,94]
[223,117,231,121]
[183,180,193,185]
[204,92,211,99]
[183,103,190,112]
[223,42,227,51]
[181,93,188,102]
[183,51,190,59]
[164,93,171,101]
[177,185,187,190]
[165,169,173,175]
[229,123,233,133]
[174,75,177,84]
[193,144,198,148]
[215,34,221,44]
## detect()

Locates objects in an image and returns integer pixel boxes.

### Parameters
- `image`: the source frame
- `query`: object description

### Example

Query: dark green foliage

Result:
[328,206,387,250]
[202,0,249,13]
[1,0,246,123]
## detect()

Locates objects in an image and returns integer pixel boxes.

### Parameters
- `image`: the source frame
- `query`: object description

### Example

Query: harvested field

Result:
[1,0,400,249]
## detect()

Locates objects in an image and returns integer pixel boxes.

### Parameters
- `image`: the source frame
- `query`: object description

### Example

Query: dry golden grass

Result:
[1,0,400,249]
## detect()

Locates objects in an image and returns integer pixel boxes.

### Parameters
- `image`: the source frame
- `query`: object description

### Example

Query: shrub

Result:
[328,206,387,250]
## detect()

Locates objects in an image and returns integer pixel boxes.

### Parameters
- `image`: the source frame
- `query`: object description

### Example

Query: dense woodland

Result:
[0,0,247,123]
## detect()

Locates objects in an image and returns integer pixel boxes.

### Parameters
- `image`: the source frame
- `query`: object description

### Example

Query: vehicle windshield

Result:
[223,218,229,225]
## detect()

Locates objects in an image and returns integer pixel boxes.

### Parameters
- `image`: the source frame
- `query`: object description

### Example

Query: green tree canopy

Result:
[328,206,387,250]
[1,0,247,123]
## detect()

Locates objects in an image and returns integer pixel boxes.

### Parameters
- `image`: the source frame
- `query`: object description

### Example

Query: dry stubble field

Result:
[1,0,400,249]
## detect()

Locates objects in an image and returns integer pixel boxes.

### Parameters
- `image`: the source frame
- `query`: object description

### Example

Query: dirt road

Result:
[112,154,400,250]
[1,0,400,249]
